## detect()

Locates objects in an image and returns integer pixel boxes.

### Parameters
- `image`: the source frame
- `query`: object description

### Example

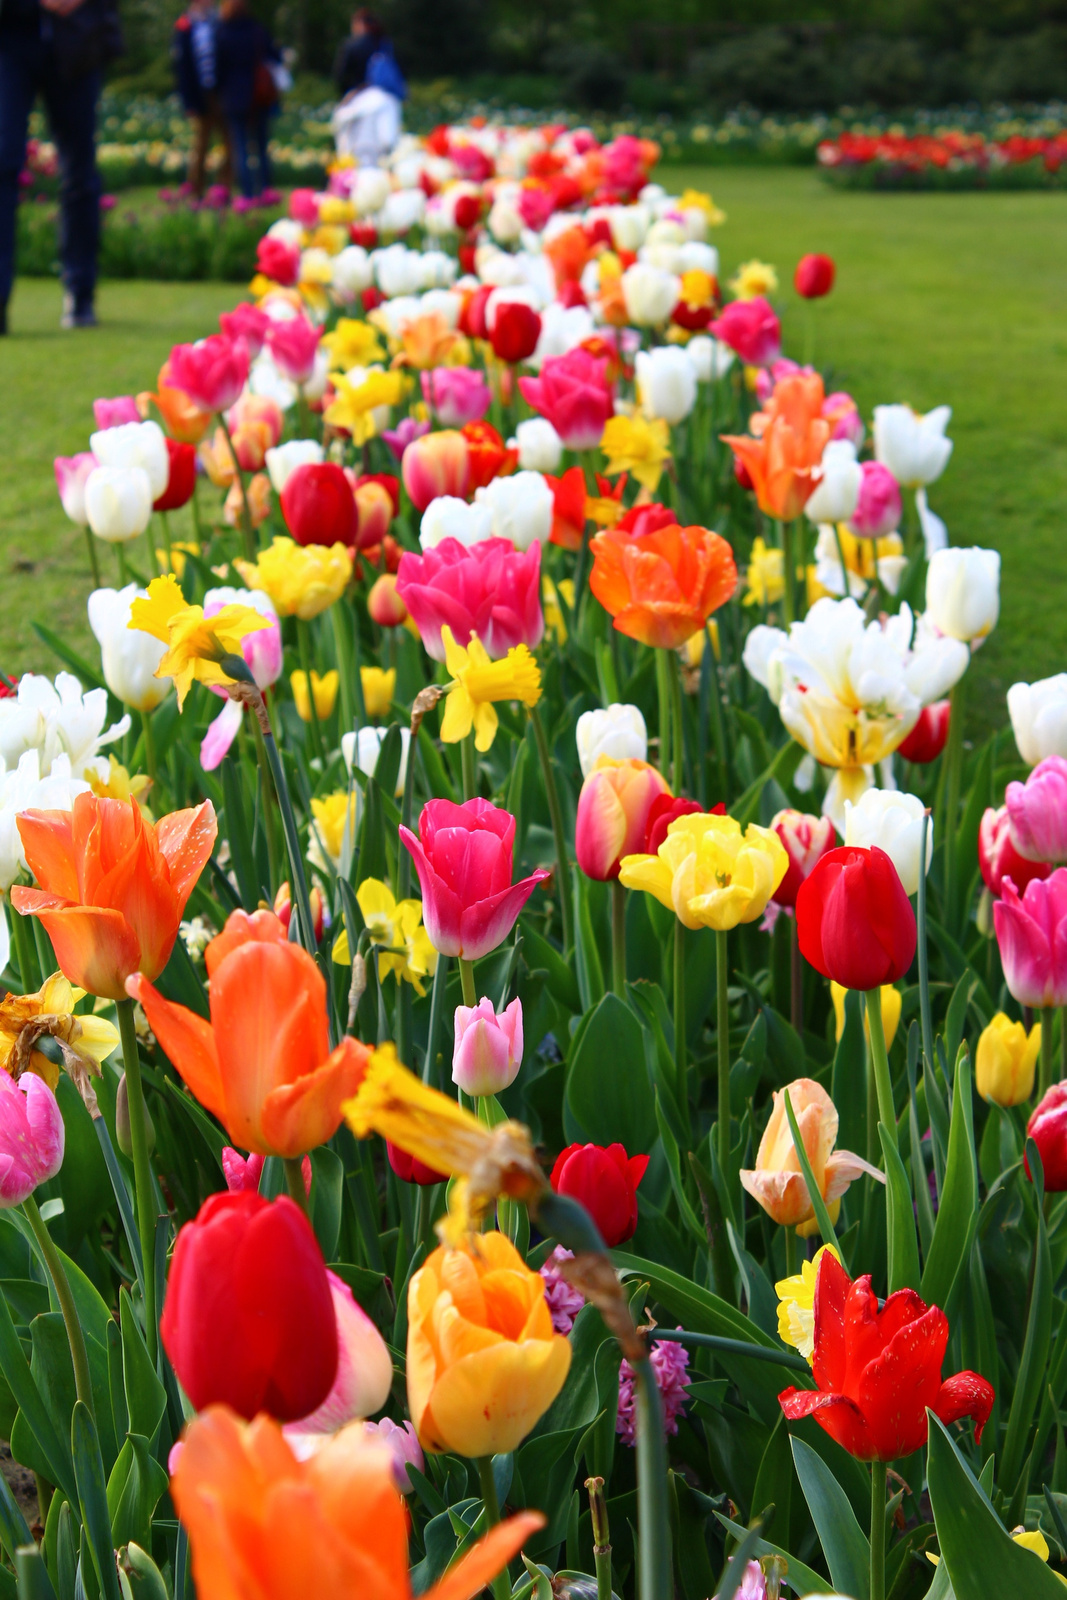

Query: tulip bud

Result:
[273,881,326,942]
[794,253,835,298]
[925,546,1000,645]
[452,996,524,1096]
[0,1072,64,1206]
[976,1013,1040,1107]
[848,461,901,540]
[116,1071,156,1159]
[576,703,647,778]
[362,1417,425,1494]
[353,478,394,551]
[120,1543,169,1600]
[771,809,836,908]
[367,573,409,628]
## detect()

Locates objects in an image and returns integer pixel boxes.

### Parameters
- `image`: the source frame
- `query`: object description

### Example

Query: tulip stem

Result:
[83,526,101,588]
[117,542,128,586]
[297,618,326,766]
[284,1157,311,1217]
[529,705,573,955]
[866,988,898,1155]
[586,1475,613,1600]
[458,957,477,1010]
[870,1459,887,1600]
[159,509,173,573]
[941,677,965,933]
[250,714,281,896]
[917,811,934,1072]
[790,915,803,1034]
[461,732,477,802]
[144,524,159,579]
[260,722,319,959]
[611,879,627,997]
[779,520,795,625]
[633,1354,673,1600]
[476,1457,512,1600]
[116,997,158,1365]
[655,649,672,783]
[22,1194,94,1420]
[219,412,255,561]
[716,928,729,1173]
[141,708,157,787]
[669,648,685,795]
[329,601,355,742]
[1041,1007,1055,1098]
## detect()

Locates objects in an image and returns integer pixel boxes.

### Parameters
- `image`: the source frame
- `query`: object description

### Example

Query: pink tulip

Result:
[518,348,613,451]
[772,810,837,908]
[396,537,544,663]
[93,396,140,429]
[383,416,430,462]
[228,392,284,449]
[420,367,492,428]
[452,996,524,1096]
[709,296,781,367]
[167,335,249,414]
[54,452,98,525]
[849,461,901,540]
[283,1270,394,1455]
[222,1147,311,1194]
[993,867,1067,1008]
[0,1071,64,1205]
[266,316,322,385]
[979,805,1051,897]
[755,358,810,407]
[289,188,319,227]
[363,1418,424,1493]
[220,301,271,358]
[401,430,470,512]
[575,759,671,881]
[400,798,550,960]
[1007,756,1067,864]
[824,391,865,447]
[204,592,282,688]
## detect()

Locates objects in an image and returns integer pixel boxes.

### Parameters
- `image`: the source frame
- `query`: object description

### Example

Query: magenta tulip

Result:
[993,867,1067,1008]
[266,316,322,385]
[219,302,271,358]
[709,296,781,367]
[518,348,613,451]
[0,1071,64,1206]
[420,367,492,428]
[396,536,544,663]
[167,335,249,414]
[849,461,901,540]
[1006,756,1067,864]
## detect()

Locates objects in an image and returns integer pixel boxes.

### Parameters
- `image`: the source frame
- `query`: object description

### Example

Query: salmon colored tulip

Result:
[11,794,217,1002]
[740,1078,881,1232]
[589,522,737,650]
[139,358,212,444]
[171,1405,544,1600]
[722,373,831,521]
[127,909,370,1158]
[575,757,672,881]
[408,1231,571,1456]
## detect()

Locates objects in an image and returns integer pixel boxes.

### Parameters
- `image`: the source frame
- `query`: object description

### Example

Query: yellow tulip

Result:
[831,982,903,1052]
[235,537,352,620]
[440,627,541,753]
[316,195,354,226]
[360,666,396,719]
[743,536,785,607]
[619,811,788,931]
[599,413,672,492]
[407,1232,571,1457]
[310,791,358,872]
[290,669,339,723]
[976,1012,1041,1107]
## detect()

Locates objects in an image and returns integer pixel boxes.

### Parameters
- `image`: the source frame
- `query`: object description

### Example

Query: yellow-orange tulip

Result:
[740,1077,881,1232]
[976,1012,1041,1107]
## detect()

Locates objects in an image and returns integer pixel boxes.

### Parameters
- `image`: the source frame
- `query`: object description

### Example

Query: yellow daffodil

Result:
[321,317,384,372]
[156,540,201,578]
[323,369,407,444]
[331,878,437,996]
[831,982,903,1052]
[360,666,395,718]
[929,1529,1067,1585]
[976,1012,1041,1107]
[600,414,672,492]
[235,536,352,620]
[0,973,120,1093]
[679,188,726,227]
[87,755,152,810]
[290,669,339,722]
[585,492,625,529]
[542,576,575,645]
[744,536,785,607]
[439,627,541,753]
[775,1244,839,1362]
[619,811,788,931]
[129,575,270,709]
[309,791,359,874]
[730,259,778,300]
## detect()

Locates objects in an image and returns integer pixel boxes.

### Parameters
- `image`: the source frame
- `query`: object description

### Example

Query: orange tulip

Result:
[139,360,213,444]
[722,373,830,522]
[127,909,369,1158]
[11,794,216,1002]
[589,522,737,650]
[171,1405,544,1600]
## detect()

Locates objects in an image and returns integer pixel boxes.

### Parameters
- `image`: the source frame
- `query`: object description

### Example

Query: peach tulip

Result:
[740,1077,881,1232]
[575,757,671,881]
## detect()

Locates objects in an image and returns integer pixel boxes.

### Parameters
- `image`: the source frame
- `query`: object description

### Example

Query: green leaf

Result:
[714,1514,827,1598]
[879,1123,921,1293]
[72,1400,122,1600]
[106,1434,168,1552]
[565,994,656,1153]
[0,1441,32,1560]
[782,1087,840,1256]
[220,755,261,909]
[731,740,804,829]
[310,1146,344,1262]
[13,1545,57,1600]
[519,919,579,1011]
[920,1046,978,1314]
[119,1292,165,1444]
[790,1436,870,1599]
[0,1289,76,1504]
[31,623,107,692]
[572,871,605,1013]
[1000,1140,1053,1496]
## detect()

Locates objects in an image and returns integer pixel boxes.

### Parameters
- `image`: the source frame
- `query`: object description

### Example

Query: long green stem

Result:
[716,928,730,1174]
[611,878,627,997]
[790,914,803,1034]
[144,524,159,579]
[83,526,101,588]
[141,708,157,788]
[633,1356,673,1600]
[586,1476,613,1600]
[330,601,355,740]
[941,677,966,932]
[780,520,795,625]
[260,723,318,960]
[476,1457,512,1600]
[117,997,158,1364]
[250,713,281,895]
[917,811,934,1071]
[461,731,477,802]
[866,988,897,1155]
[22,1195,94,1418]
[297,618,326,765]
[283,1156,310,1217]
[529,705,572,955]
[668,647,685,795]
[219,413,255,561]
[458,957,477,1009]
[1041,1007,1055,1098]
[655,647,672,781]
[674,921,689,1137]
[423,952,450,1086]
[870,1460,887,1600]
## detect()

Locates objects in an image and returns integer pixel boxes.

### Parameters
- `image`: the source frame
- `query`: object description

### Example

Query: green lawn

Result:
[3,166,1066,734]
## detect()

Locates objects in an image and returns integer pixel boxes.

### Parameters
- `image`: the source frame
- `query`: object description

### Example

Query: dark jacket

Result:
[0,0,123,77]
[172,13,212,114]
[215,14,279,118]
[333,32,376,96]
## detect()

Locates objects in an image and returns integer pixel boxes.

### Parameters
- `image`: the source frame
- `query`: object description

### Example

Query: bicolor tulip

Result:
[12,793,216,1001]
[353,477,395,550]
[1006,755,1067,863]
[1027,1084,1067,1190]
[794,253,835,298]
[518,348,614,452]
[589,522,737,650]
[771,809,836,908]
[925,545,1000,644]
[167,334,250,414]
[141,357,213,443]
[993,868,1067,1009]
[979,805,1050,897]
[740,1078,879,1231]
[161,1191,338,1422]
[396,536,543,662]
[575,757,671,881]
[0,1070,65,1205]
[620,811,788,931]
[408,1231,570,1456]
[1008,674,1067,765]
[401,430,470,512]
[284,1271,394,1450]
[576,703,647,778]
[897,700,950,764]
[976,1013,1041,1107]
[400,798,549,960]
[549,1142,648,1247]
[843,787,931,898]
[797,845,917,991]
[54,452,98,525]
[367,572,410,628]
[88,584,172,712]
[128,909,369,1157]
[452,996,524,1097]
[281,462,357,549]
[873,403,953,488]
[708,296,781,366]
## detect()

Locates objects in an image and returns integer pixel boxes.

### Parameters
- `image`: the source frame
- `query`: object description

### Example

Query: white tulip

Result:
[608,205,650,253]
[331,245,373,299]
[531,302,595,369]
[248,350,296,411]
[475,472,553,552]
[417,251,457,290]
[0,750,91,891]
[873,404,953,488]
[685,336,734,383]
[89,420,169,501]
[678,241,719,276]
[378,187,425,234]
[511,418,563,474]
[915,488,948,556]
[352,166,391,217]
[419,497,493,550]
[265,217,304,248]
[576,704,648,778]
[844,787,932,895]
[265,439,324,494]
[621,263,679,327]
[341,725,411,798]
[488,198,523,244]
[0,671,128,781]
[84,466,153,543]
[1008,675,1067,765]
[925,546,1000,644]
[301,348,331,404]
[805,440,863,525]
[87,585,171,713]
[635,346,697,426]
[373,244,424,298]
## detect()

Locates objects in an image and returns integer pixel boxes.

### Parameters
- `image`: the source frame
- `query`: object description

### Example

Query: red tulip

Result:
[388,1140,446,1186]
[779,1251,993,1460]
[459,284,493,341]
[161,1191,338,1423]
[281,462,357,549]
[219,302,271,358]
[897,701,951,764]
[399,798,549,960]
[644,795,720,855]
[167,335,249,414]
[490,302,542,364]
[614,502,676,539]
[771,809,837,908]
[796,845,916,990]
[453,192,482,231]
[979,805,1051,897]
[794,253,836,299]
[549,1143,649,1248]
[462,420,517,491]
[153,437,197,512]
[256,236,300,287]
[1026,1084,1067,1190]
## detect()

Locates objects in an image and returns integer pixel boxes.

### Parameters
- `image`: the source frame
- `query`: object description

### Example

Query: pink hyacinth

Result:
[93,395,140,429]
[420,366,492,428]
[220,301,271,358]
[616,1331,691,1447]
[849,460,901,540]
[54,451,98,525]
[709,296,781,367]
[0,1071,65,1206]
[993,866,1067,1009]
[266,316,322,385]
[362,1418,425,1493]
[713,1563,766,1600]
[1006,755,1067,864]
[452,996,523,1096]
[167,335,249,413]
[539,1246,585,1336]
[396,536,544,663]
[518,348,613,451]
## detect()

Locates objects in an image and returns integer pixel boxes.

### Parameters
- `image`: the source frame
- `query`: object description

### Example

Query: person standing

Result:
[0,0,122,333]
[172,0,233,199]
[215,0,282,200]
[331,9,405,166]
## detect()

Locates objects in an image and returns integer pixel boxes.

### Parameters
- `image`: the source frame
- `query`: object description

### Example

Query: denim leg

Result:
[254,114,272,193]
[0,41,39,312]
[40,62,101,311]
[229,118,252,198]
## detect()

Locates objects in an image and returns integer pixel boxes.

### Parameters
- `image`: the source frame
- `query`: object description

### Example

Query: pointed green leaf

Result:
[106,1435,168,1552]
[72,1400,122,1600]
[1000,1140,1053,1496]
[790,1436,870,1599]
[119,1293,165,1444]
[565,994,655,1153]
[0,1291,75,1504]
[879,1123,921,1293]
[13,1545,57,1600]
[920,1047,977,1314]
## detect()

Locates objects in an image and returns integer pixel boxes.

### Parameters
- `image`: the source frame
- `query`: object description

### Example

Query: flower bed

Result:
[5,120,1067,1600]
[819,127,1067,188]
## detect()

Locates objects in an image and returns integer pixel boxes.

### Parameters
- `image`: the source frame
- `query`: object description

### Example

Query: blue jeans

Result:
[228,112,272,198]
[0,35,101,313]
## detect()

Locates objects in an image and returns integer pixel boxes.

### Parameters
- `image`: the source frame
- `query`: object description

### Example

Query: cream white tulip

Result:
[379,188,425,234]
[488,197,523,244]
[685,336,734,383]
[331,245,373,298]
[532,302,595,367]
[419,496,493,550]
[873,404,953,488]
[265,217,304,248]
[621,263,679,327]
[576,704,648,778]
[352,166,391,216]
[373,244,424,298]
[475,471,552,551]
[607,204,650,253]
[635,346,697,426]
[925,546,1000,644]
[265,439,324,494]
[1008,675,1067,765]
[87,585,171,712]
[417,251,457,290]
[804,440,863,525]
[341,725,411,798]
[511,418,562,474]
[90,420,169,501]
[844,787,932,895]
[84,465,153,543]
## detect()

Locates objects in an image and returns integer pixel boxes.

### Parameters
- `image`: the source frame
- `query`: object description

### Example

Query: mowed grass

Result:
[2,167,1066,734]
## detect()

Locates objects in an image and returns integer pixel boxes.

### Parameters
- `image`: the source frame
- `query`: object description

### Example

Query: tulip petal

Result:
[425,1335,571,1458]
[426,1513,547,1600]
[855,1303,948,1459]
[933,1370,995,1445]
[456,869,550,961]
[823,1149,886,1201]
[778,1385,875,1458]
[156,800,219,911]
[25,903,141,1002]
[14,809,79,901]
[128,972,226,1122]
[260,1037,371,1159]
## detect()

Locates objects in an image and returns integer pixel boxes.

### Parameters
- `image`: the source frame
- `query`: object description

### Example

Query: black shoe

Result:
[60,292,97,329]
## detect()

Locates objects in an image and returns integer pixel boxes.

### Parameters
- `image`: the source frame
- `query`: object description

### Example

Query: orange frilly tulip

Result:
[722,372,831,522]
[589,522,737,649]
[739,1077,881,1233]
[139,359,213,444]
[171,1405,544,1600]
[408,1232,571,1457]
[12,794,216,1002]
[128,909,369,1159]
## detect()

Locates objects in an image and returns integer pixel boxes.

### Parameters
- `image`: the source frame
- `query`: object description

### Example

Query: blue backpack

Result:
[367,43,407,101]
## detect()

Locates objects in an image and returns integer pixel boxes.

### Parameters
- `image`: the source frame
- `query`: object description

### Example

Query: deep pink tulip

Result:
[849,460,901,540]
[220,301,271,358]
[266,315,321,385]
[518,348,613,451]
[93,396,140,429]
[1006,756,1067,864]
[167,335,249,413]
[401,430,470,512]
[396,536,544,663]
[824,391,865,447]
[256,236,300,287]
[54,452,98,525]
[420,366,492,428]
[452,996,524,1096]
[979,805,1051,897]
[993,867,1067,1009]
[709,296,782,367]
[222,1147,310,1195]
[399,798,550,960]
[383,416,430,462]
[289,187,319,227]
[575,759,671,881]
[1027,1085,1067,1190]
[0,1071,64,1206]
